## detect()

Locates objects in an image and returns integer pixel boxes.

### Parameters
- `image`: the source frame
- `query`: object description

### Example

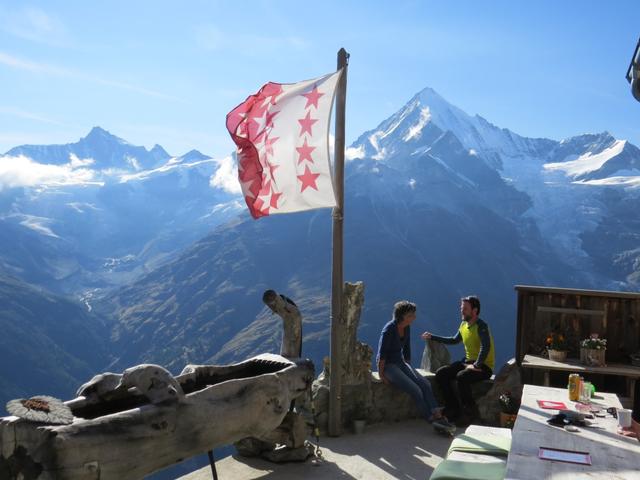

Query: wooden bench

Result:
[521,354,640,405]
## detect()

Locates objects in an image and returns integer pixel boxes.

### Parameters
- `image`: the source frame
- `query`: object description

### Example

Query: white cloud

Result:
[346,145,365,161]
[195,24,309,54]
[210,155,241,194]
[0,6,70,47]
[0,154,100,190]
[0,51,180,101]
[403,107,432,141]
[369,132,388,160]
[0,106,68,127]
[69,153,95,168]
[119,157,216,183]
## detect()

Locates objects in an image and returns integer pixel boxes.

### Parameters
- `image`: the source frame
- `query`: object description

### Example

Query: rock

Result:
[234,437,273,457]
[369,370,438,423]
[420,339,451,373]
[477,358,523,425]
[261,443,315,463]
[258,411,311,449]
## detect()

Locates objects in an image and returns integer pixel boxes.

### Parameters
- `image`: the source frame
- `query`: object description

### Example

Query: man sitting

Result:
[422,295,495,425]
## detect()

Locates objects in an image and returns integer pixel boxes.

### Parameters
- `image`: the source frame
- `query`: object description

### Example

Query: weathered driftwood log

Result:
[76,373,123,402]
[313,282,373,431]
[0,354,314,480]
[262,289,302,358]
[340,282,371,385]
[318,281,371,385]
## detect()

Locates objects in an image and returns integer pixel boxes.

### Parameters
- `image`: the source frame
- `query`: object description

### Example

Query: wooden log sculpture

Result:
[262,290,302,359]
[0,354,314,480]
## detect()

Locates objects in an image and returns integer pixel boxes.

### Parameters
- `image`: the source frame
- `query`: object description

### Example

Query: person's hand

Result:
[421,331,432,340]
[465,363,481,371]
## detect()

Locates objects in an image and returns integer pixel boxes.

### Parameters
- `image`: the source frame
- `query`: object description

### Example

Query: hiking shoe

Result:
[432,418,457,435]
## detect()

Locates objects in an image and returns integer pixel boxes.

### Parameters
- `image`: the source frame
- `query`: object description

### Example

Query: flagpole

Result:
[328,47,349,437]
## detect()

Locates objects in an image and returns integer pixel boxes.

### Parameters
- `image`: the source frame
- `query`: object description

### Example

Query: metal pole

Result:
[207,450,218,480]
[328,47,348,437]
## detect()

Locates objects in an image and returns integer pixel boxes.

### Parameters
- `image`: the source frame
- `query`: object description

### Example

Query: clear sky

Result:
[1,1,638,158]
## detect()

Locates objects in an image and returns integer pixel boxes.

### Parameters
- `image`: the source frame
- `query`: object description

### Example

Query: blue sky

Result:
[0,1,638,157]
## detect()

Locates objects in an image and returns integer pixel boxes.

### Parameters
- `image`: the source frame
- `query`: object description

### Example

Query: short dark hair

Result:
[462,295,481,315]
[393,300,417,322]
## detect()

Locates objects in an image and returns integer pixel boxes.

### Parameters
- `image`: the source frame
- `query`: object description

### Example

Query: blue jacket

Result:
[376,319,411,365]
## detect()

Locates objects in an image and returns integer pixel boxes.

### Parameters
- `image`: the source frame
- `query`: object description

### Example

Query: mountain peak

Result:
[411,87,473,130]
[83,127,127,146]
[150,144,171,161]
[415,86,447,104]
[179,149,210,162]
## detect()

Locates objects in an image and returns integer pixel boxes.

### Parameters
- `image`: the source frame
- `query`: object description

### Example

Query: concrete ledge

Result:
[369,369,493,423]
[312,368,494,433]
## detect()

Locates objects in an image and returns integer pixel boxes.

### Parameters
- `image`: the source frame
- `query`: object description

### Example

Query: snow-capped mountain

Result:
[349,87,640,288]
[0,128,242,295]
[5,126,171,171]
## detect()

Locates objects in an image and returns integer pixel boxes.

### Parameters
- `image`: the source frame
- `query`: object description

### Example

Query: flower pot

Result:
[580,347,606,367]
[353,419,366,434]
[548,349,567,362]
[499,412,517,429]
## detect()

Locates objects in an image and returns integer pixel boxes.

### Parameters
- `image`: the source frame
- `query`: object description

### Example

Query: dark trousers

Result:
[435,360,492,412]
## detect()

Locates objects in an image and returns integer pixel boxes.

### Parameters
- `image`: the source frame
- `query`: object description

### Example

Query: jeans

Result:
[435,361,492,412]
[384,361,439,420]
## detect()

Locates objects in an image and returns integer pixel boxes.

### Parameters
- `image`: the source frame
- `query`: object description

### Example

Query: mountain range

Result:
[2,87,639,410]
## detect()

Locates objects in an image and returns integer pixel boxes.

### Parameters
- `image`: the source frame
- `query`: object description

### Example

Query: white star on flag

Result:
[226,70,342,219]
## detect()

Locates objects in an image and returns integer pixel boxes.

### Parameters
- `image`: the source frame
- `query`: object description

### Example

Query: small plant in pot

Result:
[580,334,607,367]
[545,331,568,362]
[499,391,520,428]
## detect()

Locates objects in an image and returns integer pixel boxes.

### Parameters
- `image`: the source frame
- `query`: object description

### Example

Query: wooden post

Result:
[328,47,348,437]
[262,290,302,358]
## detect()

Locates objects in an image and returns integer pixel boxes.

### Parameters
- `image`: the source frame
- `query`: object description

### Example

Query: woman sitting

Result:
[377,300,455,433]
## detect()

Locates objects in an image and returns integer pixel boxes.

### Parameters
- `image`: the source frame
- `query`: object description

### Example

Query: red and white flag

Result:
[226,70,342,219]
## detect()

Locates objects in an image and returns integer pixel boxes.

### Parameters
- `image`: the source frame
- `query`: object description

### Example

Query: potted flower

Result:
[545,331,568,362]
[580,334,607,367]
[498,391,520,428]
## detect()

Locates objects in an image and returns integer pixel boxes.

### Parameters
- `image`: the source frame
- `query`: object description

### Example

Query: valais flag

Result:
[226,70,343,219]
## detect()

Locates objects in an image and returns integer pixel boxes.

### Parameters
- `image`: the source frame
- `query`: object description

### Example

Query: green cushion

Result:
[447,434,511,456]
[429,459,506,480]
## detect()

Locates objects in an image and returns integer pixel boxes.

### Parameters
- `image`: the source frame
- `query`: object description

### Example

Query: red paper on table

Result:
[537,400,568,410]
